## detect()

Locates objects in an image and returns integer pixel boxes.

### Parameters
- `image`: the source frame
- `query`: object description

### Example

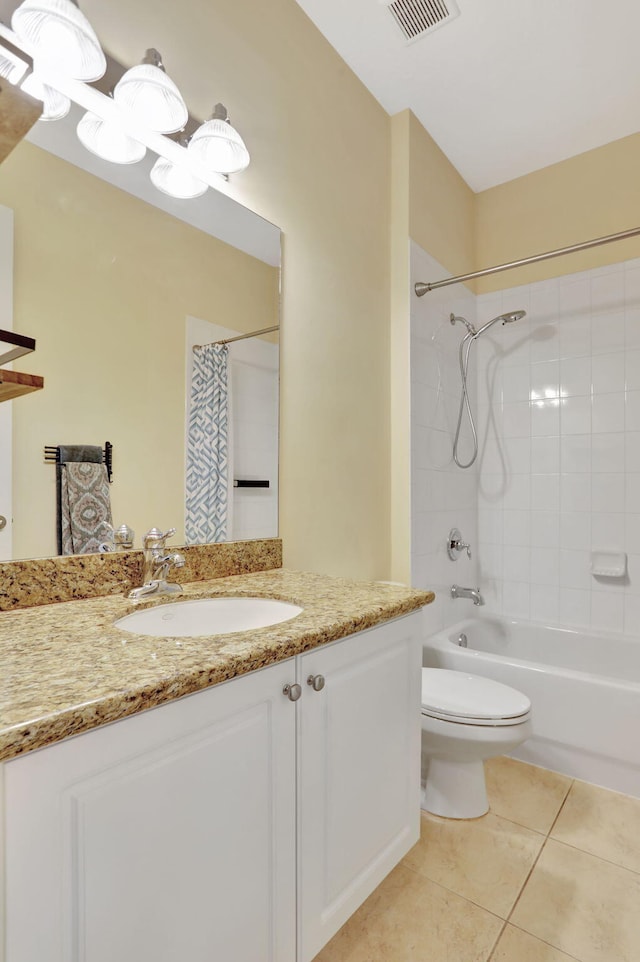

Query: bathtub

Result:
[423,616,640,798]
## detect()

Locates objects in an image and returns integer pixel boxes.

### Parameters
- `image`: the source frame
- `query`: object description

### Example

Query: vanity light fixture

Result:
[11,0,106,82]
[21,68,70,120]
[150,137,208,199]
[188,103,250,175]
[0,41,29,84]
[76,108,146,164]
[113,48,188,135]
[0,20,252,197]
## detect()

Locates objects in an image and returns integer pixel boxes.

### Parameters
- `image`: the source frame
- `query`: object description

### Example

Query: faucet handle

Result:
[447,528,472,561]
[143,527,177,550]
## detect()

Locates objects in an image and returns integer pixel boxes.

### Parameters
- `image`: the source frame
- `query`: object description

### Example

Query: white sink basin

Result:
[115,597,303,638]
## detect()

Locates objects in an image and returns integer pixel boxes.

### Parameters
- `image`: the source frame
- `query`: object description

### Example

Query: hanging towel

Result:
[59,461,113,555]
[55,444,105,553]
[55,444,105,554]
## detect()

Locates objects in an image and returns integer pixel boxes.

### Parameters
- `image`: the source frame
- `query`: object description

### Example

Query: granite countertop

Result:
[0,568,433,762]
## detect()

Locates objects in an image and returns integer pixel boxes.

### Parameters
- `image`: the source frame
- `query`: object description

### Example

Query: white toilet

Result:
[421,668,532,819]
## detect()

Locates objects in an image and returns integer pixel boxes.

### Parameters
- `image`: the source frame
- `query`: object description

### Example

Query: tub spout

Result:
[451,584,485,606]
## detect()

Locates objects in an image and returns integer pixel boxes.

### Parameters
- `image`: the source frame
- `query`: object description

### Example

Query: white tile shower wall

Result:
[476,257,640,634]
[410,242,479,631]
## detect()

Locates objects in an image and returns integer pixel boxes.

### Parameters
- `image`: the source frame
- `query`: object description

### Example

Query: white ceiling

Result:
[293,0,640,192]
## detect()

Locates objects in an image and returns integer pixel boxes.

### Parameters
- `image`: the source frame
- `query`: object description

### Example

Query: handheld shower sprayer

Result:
[451,309,526,468]
[450,310,526,339]
[475,310,527,337]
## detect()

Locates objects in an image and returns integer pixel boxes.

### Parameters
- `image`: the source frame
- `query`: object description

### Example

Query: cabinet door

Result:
[3,660,297,962]
[297,613,422,962]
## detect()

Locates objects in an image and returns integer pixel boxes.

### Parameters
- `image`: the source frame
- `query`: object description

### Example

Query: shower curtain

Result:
[186,343,232,543]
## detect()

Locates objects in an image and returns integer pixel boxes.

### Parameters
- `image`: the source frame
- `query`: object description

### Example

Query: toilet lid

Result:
[421,668,531,722]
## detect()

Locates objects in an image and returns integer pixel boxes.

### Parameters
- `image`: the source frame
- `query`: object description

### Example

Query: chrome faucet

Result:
[128,527,185,601]
[451,584,485,606]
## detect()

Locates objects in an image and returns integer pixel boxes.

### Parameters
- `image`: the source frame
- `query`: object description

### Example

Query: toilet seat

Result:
[421,668,531,727]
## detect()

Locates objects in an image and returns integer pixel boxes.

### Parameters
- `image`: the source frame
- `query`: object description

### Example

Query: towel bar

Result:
[44,441,113,482]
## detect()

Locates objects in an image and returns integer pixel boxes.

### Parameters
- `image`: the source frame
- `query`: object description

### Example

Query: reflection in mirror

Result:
[186,320,279,545]
[0,109,280,562]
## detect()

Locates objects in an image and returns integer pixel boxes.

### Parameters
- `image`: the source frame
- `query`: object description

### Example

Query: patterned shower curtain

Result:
[186,343,231,543]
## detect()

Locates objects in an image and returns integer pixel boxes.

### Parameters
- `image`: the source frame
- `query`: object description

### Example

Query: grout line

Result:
[485,919,508,962]
[506,835,549,923]
[547,778,575,836]
[507,921,583,961]
[399,862,507,924]
[544,835,640,879]
[547,781,640,875]
[486,809,549,837]
[482,778,576,923]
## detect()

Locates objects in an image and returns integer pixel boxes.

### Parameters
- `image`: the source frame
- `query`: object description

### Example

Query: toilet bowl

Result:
[421,668,532,819]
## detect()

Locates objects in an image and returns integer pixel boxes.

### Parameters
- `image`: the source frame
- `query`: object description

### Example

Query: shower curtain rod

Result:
[194,325,280,349]
[414,225,640,296]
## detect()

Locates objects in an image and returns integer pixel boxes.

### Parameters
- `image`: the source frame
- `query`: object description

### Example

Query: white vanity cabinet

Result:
[1,612,422,962]
[297,615,422,961]
[2,658,298,962]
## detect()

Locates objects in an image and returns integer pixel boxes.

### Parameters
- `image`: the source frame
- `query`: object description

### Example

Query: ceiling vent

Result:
[385,0,460,43]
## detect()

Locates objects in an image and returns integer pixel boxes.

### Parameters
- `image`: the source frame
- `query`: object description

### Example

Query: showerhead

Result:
[475,309,526,337]
[500,310,527,324]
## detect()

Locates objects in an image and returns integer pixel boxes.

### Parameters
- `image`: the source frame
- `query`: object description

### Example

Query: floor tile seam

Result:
[505,833,549,924]
[398,862,508,923]
[487,808,552,838]
[569,774,640,805]
[499,758,574,786]
[505,921,584,962]
[428,807,550,839]
[546,778,576,836]
[485,919,508,962]
[544,834,640,879]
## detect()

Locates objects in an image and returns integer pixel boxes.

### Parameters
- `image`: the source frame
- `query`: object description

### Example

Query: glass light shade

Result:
[150,156,208,199]
[187,117,250,175]
[76,110,146,164]
[11,0,106,82]
[0,47,29,85]
[113,63,188,134]
[21,71,70,120]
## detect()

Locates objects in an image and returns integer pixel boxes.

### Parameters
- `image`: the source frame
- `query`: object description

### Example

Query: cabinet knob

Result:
[283,683,302,702]
[0,515,6,531]
[307,674,325,692]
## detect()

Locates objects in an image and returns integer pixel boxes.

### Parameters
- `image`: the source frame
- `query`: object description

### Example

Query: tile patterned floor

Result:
[313,756,640,962]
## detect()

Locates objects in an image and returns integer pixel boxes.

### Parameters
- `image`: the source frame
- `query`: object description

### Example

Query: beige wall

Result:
[408,112,476,280]
[0,142,278,559]
[74,0,393,581]
[476,131,640,292]
[390,112,411,584]
[389,111,477,582]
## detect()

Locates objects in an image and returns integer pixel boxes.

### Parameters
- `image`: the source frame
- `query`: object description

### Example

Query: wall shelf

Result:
[0,369,44,402]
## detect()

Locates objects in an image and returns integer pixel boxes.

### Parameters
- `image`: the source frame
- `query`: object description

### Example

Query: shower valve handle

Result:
[447,528,471,561]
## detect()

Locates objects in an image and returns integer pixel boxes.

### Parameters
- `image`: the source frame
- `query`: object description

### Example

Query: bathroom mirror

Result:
[0,103,281,562]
